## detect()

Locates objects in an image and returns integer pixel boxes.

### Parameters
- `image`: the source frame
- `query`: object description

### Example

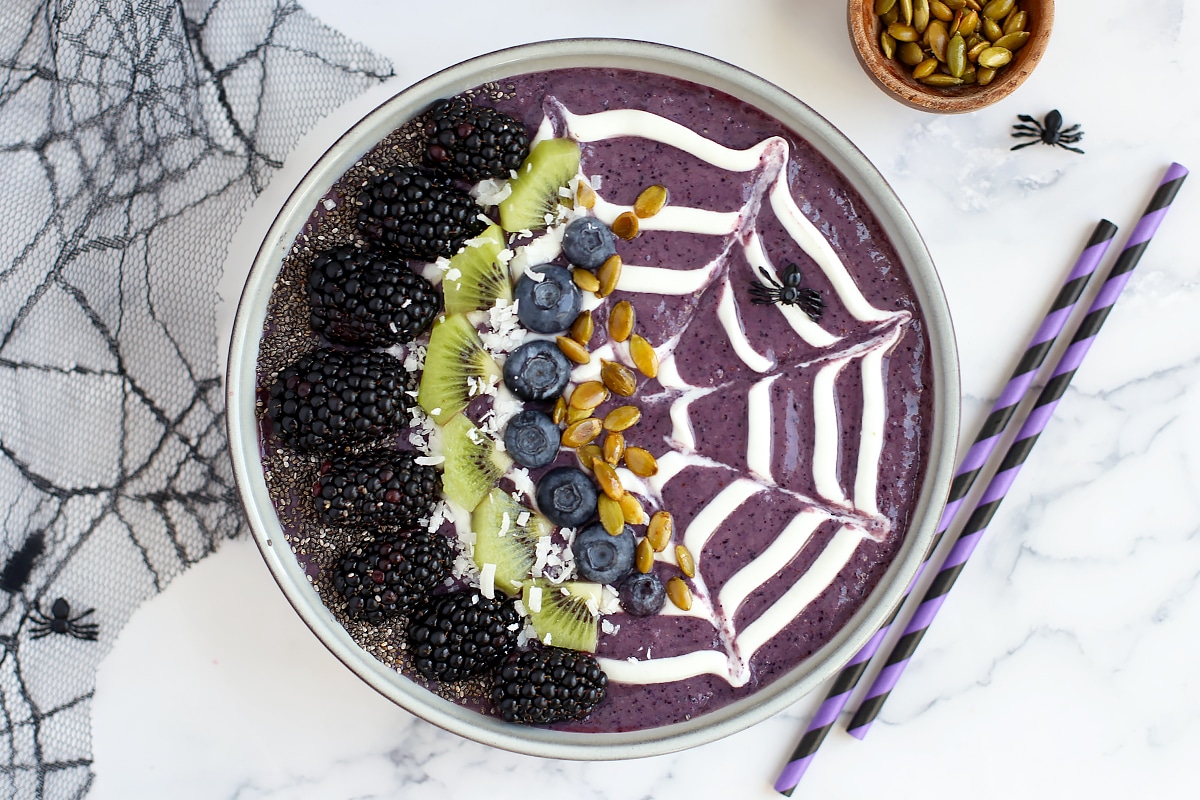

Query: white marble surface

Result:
[90,1,1200,797]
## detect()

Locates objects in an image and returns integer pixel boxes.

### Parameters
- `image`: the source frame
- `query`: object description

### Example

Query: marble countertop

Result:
[89,2,1200,797]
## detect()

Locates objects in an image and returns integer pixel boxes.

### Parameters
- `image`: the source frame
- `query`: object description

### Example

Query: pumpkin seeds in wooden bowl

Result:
[848,0,1053,112]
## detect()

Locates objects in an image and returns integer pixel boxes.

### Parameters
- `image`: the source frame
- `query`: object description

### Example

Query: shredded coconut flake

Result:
[527,585,543,614]
[479,563,497,599]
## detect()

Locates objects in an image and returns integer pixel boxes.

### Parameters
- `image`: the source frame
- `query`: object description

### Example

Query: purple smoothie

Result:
[255,67,932,734]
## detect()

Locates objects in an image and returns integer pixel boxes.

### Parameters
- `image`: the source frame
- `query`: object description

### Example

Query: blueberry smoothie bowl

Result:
[226,39,959,759]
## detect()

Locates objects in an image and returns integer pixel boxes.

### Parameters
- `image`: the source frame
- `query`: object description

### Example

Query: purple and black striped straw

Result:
[772,219,1118,794]
[846,162,1188,740]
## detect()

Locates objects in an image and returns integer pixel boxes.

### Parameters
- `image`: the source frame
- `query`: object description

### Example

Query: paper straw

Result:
[772,220,1117,794]
[846,163,1188,739]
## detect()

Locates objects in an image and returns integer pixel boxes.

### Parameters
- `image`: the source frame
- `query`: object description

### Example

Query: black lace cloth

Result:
[0,2,391,796]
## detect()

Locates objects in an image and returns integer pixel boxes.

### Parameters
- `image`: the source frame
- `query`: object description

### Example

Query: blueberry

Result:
[503,409,560,468]
[503,340,571,401]
[561,217,617,270]
[618,572,666,617]
[535,467,598,528]
[513,265,581,334]
[572,522,635,585]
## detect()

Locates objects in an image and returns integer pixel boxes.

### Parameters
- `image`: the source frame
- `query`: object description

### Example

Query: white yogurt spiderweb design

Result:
[536,101,914,687]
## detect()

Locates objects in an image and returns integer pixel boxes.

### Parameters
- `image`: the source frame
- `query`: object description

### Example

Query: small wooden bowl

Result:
[848,0,1053,113]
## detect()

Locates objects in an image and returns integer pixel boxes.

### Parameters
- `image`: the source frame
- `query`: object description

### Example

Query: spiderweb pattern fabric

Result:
[0,2,391,796]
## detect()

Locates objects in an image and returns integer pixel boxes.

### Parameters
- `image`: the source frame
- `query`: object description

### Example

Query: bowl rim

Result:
[226,37,960,760]
[847,0,1055,113]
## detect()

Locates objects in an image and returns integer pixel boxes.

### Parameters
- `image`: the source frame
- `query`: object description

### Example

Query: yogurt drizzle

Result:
[518,101,912,687]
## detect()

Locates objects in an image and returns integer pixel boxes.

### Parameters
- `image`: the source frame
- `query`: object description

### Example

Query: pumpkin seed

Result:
[964,0,981,10]
[574,180,596,210]
[577,443,603,471]
[977,45,1012,68]
[874,0,897,13]
[919,73,964,86]
[981,0,1013,20]
[912,57,938,79]
[569,380,608,410]
[947,33,967,76]
[991,31,1029,51]
[636,537,654,573]
[572,269,600,293]
[611,211,639,240]
[599,494,625,535]
[633,184,668,218]
[624,446,659,477]
[675,545,696,579]
[1003,9,1026,35]
[592,460,624,500]
[629,334,659,379]
[958,8,979,35]
[603,431,625,465]
[646,511,673,552]
[556,335,590,365]
[929,0,953,21]
[562,417,602,448]
[608,300,635,342]
[600,359,637,396]
[899,0,913,25]
[619,492,645,525]
[566,405,594,424]
[552,396,567,425]
[967,39,990,62]
[569,310,594,345]
[924,19,949,61]
[667,577,692,611]
[880,31,896,60]
[603,405,641,432]
[942,0,964,8]
[913,0,930,33]
[881,5,899,24]
[982,16,1002,41]
[975,65,997,85]
[596,253,622,298]
[898,41,925,66]
[961,64,977,83]
[887,22,919,42]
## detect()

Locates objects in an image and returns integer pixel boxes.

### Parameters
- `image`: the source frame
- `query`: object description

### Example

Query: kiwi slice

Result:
[499,138,581,233]
[441,414,512,512]
[522,579,602,652]
[472,488,553,597]
[417,313,502,424]
[442,225,512,315]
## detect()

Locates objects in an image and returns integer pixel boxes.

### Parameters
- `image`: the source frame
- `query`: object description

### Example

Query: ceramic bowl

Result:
[226,38,959,759]
[848,0,1054,113]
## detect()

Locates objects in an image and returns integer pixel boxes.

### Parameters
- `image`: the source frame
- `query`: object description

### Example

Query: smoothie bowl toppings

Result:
[250,64,938,737]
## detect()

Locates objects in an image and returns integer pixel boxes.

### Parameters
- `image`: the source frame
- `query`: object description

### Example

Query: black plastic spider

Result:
[29,597,99,641]
[749,263,824,321]
[1011,109,1084,153]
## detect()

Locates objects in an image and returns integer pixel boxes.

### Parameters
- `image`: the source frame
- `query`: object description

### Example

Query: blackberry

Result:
[331,532,454,623]
[315,449,441,529]
[408,589,522,682]
[424,97,530,182]
[492,647,608,725]
[266,348,415,454]
[308,246,441,347]
[356,167,486,262]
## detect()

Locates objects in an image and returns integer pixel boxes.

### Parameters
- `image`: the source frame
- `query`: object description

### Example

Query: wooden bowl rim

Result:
[847,0,1054,113]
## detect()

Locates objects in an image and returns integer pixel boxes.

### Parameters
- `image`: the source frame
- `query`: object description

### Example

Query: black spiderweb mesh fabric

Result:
[0,2,392,796]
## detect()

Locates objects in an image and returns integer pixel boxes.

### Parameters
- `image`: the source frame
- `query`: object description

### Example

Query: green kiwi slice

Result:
[417,313,502,424]
[522,579,602,652]
[499,138,581,233]
[440,414,512,512]
[472,488,553,597]
[442,225,512,315]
